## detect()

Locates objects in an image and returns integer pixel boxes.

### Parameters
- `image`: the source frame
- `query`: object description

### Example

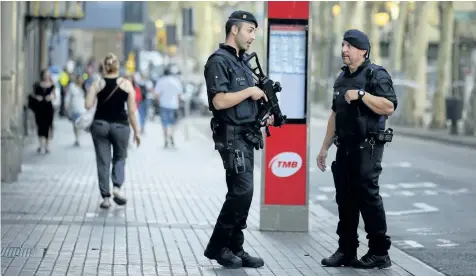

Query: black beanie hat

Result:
[343,29,371,57]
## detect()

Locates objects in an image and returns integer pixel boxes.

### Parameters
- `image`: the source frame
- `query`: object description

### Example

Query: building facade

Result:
[1,1,85,182]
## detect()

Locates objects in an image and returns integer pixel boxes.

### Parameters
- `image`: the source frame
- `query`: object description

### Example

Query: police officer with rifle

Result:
[203,10,285,268]
[316,29,398,269]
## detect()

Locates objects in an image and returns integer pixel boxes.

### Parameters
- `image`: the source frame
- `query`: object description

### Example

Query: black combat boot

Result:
[234,250,264,268]
[321,249,357,267]
[204,247,242,268]
[351,252,391,269]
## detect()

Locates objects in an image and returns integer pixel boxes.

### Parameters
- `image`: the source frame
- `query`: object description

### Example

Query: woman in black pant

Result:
[32,69,56,154]
[85,53,141,209]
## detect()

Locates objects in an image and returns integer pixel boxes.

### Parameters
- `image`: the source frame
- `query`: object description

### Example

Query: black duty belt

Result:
[211,118,263,150]
[220,124,253,139]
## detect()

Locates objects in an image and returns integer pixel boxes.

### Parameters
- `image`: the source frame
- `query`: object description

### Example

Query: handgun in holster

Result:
[210,117,225,151]
[210,118,245,173]
[223,125,248,174]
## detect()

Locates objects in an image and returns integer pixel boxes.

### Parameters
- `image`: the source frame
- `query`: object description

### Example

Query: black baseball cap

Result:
[228,10,258,28]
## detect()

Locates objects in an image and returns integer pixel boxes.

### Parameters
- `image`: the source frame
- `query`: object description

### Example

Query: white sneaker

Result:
[113,187,127,206]
[100,197,111,209]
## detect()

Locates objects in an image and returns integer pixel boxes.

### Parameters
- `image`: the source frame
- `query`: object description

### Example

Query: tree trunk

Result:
[430,2,454,129]
[463,55,476,136]
[332,2,346,58]
[194,2,215,70]
[310,1,321,103]
[330,2,345,77]
[369,2,381,65]
[348,1,366,31]
[389,2,409,74]
[345,1,366,31]
[401,7,414,124]
[403,1,431,126]
[319,2,334,107]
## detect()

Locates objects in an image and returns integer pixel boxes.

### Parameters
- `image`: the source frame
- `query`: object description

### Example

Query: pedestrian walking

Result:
[30,68,56,154]
[65,74,86,146]
[85,53,141,209]
[154,64,183,148]
[135,72,152,134]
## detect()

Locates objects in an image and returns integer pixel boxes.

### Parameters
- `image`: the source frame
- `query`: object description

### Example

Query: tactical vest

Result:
[205,48,258,126]
[333,63,387,141]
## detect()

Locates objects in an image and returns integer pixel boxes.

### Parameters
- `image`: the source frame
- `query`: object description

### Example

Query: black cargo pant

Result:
[206,138,254,254]
[331,140,391,255]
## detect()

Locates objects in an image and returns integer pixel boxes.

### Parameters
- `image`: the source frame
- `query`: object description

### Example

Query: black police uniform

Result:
[202,11,264,269]
[322,29,398,269]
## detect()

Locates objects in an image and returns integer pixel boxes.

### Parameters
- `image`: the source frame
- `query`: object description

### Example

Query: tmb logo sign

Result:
[269,152,303,178]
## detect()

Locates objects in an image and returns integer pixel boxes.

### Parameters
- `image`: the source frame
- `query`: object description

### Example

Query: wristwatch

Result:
[358,90,365,100]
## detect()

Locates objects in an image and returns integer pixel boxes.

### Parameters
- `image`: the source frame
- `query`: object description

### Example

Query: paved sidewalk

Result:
[311,103,476,149]
[1,118,444,276]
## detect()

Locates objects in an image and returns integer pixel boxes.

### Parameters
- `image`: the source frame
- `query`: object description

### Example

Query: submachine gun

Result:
[243,52,286,137]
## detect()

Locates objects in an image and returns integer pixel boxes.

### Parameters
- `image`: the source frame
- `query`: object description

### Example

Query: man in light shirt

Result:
[154,64,183,148]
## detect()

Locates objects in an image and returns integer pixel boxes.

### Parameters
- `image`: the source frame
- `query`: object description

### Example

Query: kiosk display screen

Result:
[268,24,307,121]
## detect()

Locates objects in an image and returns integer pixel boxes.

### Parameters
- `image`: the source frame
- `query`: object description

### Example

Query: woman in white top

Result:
[65,75,86,146]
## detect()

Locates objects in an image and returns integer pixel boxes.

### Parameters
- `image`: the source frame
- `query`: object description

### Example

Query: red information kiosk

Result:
[259,1,311,232]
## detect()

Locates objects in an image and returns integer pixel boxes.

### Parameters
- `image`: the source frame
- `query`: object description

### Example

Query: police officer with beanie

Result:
[203,10,273,268]
[317,29,398,269]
